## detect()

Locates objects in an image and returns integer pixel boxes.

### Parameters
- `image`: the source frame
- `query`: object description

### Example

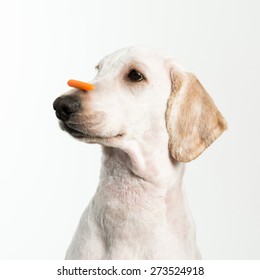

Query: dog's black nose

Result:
[53,96,81,121]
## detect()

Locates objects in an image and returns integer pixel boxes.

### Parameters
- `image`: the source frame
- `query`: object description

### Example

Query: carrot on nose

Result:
[67,79,94,91]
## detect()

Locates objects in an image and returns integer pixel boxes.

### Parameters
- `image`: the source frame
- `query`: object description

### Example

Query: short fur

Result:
[54,46,227,259]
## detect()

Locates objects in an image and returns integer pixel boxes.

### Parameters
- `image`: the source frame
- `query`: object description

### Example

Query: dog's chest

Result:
[66,183,199,260]
[91,185,192,259]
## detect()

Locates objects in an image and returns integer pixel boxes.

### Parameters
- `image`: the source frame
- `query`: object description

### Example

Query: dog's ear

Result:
[166,67,227,162]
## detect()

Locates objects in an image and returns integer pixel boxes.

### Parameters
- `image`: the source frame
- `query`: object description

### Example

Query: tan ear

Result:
[166,68,227,162]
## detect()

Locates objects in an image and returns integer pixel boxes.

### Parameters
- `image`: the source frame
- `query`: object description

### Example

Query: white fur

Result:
[64,47,201,259]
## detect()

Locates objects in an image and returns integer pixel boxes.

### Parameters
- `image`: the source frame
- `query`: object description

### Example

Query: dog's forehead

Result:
[99,46,170,69]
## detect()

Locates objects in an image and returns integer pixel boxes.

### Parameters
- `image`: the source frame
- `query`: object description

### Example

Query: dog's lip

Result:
[60,122,124,140]
[60,122,85,137]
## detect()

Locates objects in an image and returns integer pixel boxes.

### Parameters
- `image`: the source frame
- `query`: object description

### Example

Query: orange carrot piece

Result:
[67,79,94,91]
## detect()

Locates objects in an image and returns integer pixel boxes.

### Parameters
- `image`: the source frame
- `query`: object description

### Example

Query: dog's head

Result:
[53,46,227,162]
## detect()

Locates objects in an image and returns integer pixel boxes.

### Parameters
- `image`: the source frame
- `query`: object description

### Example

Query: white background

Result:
[0,0,259,259]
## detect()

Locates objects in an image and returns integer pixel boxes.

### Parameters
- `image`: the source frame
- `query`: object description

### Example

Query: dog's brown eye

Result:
[128,69,144,82]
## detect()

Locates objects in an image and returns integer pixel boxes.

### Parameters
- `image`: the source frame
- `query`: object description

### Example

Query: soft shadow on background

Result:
[0,0,259,259]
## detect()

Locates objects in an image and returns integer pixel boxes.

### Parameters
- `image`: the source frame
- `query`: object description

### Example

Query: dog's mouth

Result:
[60,122,124,141]
[60,122,85,138]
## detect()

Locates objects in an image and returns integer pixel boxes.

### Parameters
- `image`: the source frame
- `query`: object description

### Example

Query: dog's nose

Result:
[53,96,81,121]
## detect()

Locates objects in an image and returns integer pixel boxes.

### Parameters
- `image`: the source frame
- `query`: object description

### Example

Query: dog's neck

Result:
[99,144,192,236]
[96,142,196,256]
[100,138,185,192]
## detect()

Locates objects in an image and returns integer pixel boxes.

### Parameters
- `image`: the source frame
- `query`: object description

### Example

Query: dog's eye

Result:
[127,69,144,82]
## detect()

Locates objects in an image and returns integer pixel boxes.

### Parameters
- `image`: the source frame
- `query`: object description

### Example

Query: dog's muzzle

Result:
[53,95,81,121]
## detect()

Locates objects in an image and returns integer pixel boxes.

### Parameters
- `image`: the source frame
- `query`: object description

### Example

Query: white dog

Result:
[53,46,227,259]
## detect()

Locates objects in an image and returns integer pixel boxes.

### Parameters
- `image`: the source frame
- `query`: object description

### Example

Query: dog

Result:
[53,46,227,259]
